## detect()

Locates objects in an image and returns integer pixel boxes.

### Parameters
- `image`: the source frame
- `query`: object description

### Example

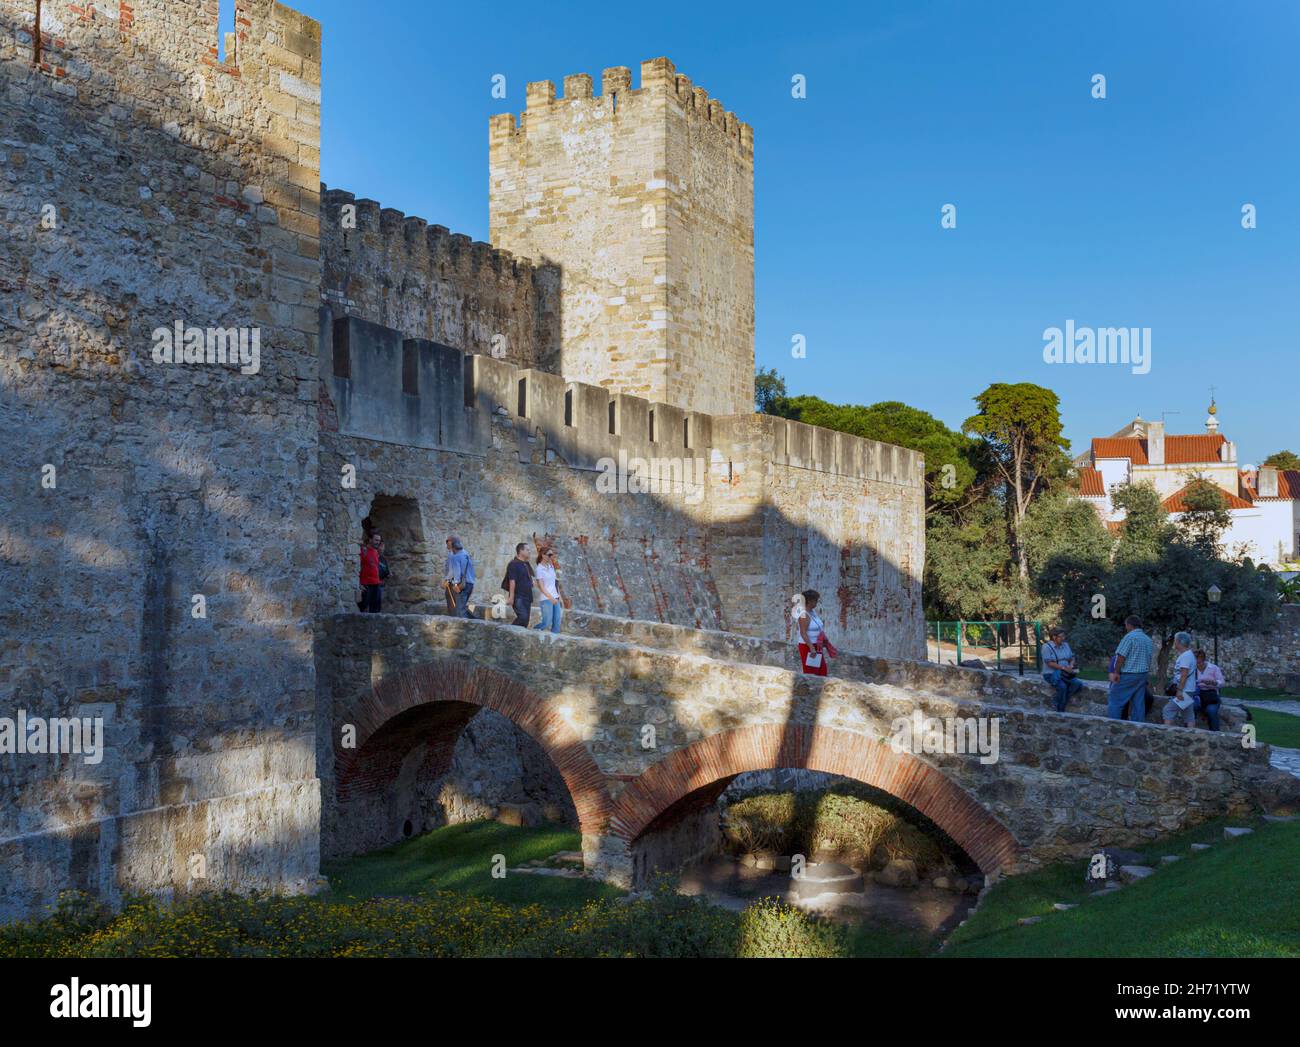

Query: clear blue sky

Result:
[291,0,1299,465]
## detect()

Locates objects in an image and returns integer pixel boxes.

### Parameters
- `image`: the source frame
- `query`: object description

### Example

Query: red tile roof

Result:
[1242,469,1300,501]
[1091,434,1227,466]
[1092,437,1147,464]
[1161,483,1254,512]
[1077,466,1106,497]
[1166,435,1228,464]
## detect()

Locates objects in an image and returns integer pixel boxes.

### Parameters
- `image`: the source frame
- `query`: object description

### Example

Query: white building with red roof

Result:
[1075,403,1299,565]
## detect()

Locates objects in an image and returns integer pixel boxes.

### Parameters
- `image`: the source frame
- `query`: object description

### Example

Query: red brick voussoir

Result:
[610,724,1021,876]
[334,658,613,836]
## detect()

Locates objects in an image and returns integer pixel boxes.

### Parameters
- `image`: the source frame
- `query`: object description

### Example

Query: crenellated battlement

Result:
[491,57,752,159]
[320,185,560,370]
[321,185,545,283]
[490,56,755,418]
[320,311,920,489]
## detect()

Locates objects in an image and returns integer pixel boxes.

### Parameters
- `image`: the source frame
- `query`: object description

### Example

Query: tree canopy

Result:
[751,369,1279,661]
[963,383,1072,580]
[773,394,982,516]
[1263,450,1300,472]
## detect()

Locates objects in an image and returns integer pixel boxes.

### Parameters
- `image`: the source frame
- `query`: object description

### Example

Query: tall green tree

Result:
[1263,450,1300,472]
[1175,476,1233,556]
[1107,542,1275,680]
[1111,482,1173,565]
[962,384,1071,581]
[1102,481,1272,678]
[754,367,787,414]
[1022,490,1113,627]
[923,500,1015,620]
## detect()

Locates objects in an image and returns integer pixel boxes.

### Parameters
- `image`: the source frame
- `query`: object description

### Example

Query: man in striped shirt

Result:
[1108,615,1154,721]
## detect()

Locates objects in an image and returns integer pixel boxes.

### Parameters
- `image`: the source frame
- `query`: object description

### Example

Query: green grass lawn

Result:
[323,820,937,956]
[1224,684,1298,701]
[944,814,1300,957]
[10,814,1299,957]
[322,821,624,907]
[1248,707,1300,749]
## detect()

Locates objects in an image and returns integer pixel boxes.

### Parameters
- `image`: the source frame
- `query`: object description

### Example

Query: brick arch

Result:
[610,724,1021,875]
[334,658,612,835]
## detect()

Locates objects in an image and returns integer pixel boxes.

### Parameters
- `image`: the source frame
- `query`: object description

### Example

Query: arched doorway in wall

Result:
[362,494,436,613]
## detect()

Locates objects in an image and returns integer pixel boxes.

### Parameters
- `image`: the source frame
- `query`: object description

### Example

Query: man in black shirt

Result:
[504,542,534,627]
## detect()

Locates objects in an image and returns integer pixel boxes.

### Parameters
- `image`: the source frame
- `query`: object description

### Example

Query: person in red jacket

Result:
[359,531,383,613]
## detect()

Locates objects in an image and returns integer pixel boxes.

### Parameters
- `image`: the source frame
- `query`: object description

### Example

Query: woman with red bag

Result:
[795,589,838,676]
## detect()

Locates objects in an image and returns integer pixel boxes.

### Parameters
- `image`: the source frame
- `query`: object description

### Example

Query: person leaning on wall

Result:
[358,530,383,613]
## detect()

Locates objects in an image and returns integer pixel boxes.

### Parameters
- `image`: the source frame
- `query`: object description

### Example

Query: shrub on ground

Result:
[0,882,848,959]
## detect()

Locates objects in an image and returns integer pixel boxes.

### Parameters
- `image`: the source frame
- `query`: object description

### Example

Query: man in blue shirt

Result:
[444,535,475,618]
[1108,614,1154,721]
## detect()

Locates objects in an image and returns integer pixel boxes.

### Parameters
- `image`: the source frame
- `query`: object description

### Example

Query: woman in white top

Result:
[532,547,564,634]
[795,588,837,676]
[1163,632,1197,727]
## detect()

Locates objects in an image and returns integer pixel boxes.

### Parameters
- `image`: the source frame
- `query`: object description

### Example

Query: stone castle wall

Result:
[0,0,324,920]
[1205,605,1300,692]
[0,0,926,918]
[320,187,561,372]
[708,414,927,659]
[317,312,925,658]
[489,58,754,417]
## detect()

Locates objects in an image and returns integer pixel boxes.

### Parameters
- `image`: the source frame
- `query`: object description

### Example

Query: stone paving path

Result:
[1243,700,1300,717]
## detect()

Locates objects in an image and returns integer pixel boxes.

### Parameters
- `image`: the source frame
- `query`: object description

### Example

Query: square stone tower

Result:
[490,58,755,417]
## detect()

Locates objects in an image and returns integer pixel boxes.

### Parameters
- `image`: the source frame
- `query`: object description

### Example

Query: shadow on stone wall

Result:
[0,5,324,920]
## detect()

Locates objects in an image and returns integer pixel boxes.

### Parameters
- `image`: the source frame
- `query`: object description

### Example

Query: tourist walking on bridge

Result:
[444,536,475,618]
[504,542,534,627]
[533,546,564,634]
[1107,615,1154,721]
[794,589,837,676]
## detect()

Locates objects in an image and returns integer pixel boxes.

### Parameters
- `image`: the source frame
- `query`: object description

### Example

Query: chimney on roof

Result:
[1147,420,1165,465]
[1259,466,1279,498]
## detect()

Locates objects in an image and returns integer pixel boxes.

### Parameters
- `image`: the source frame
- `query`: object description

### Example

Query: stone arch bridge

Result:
[319,612,1280,887]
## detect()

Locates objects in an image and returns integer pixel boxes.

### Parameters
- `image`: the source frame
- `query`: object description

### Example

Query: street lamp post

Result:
[1207,584,1222,663]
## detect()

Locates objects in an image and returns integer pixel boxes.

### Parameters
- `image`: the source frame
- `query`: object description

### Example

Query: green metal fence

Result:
[926,620,1043,674]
